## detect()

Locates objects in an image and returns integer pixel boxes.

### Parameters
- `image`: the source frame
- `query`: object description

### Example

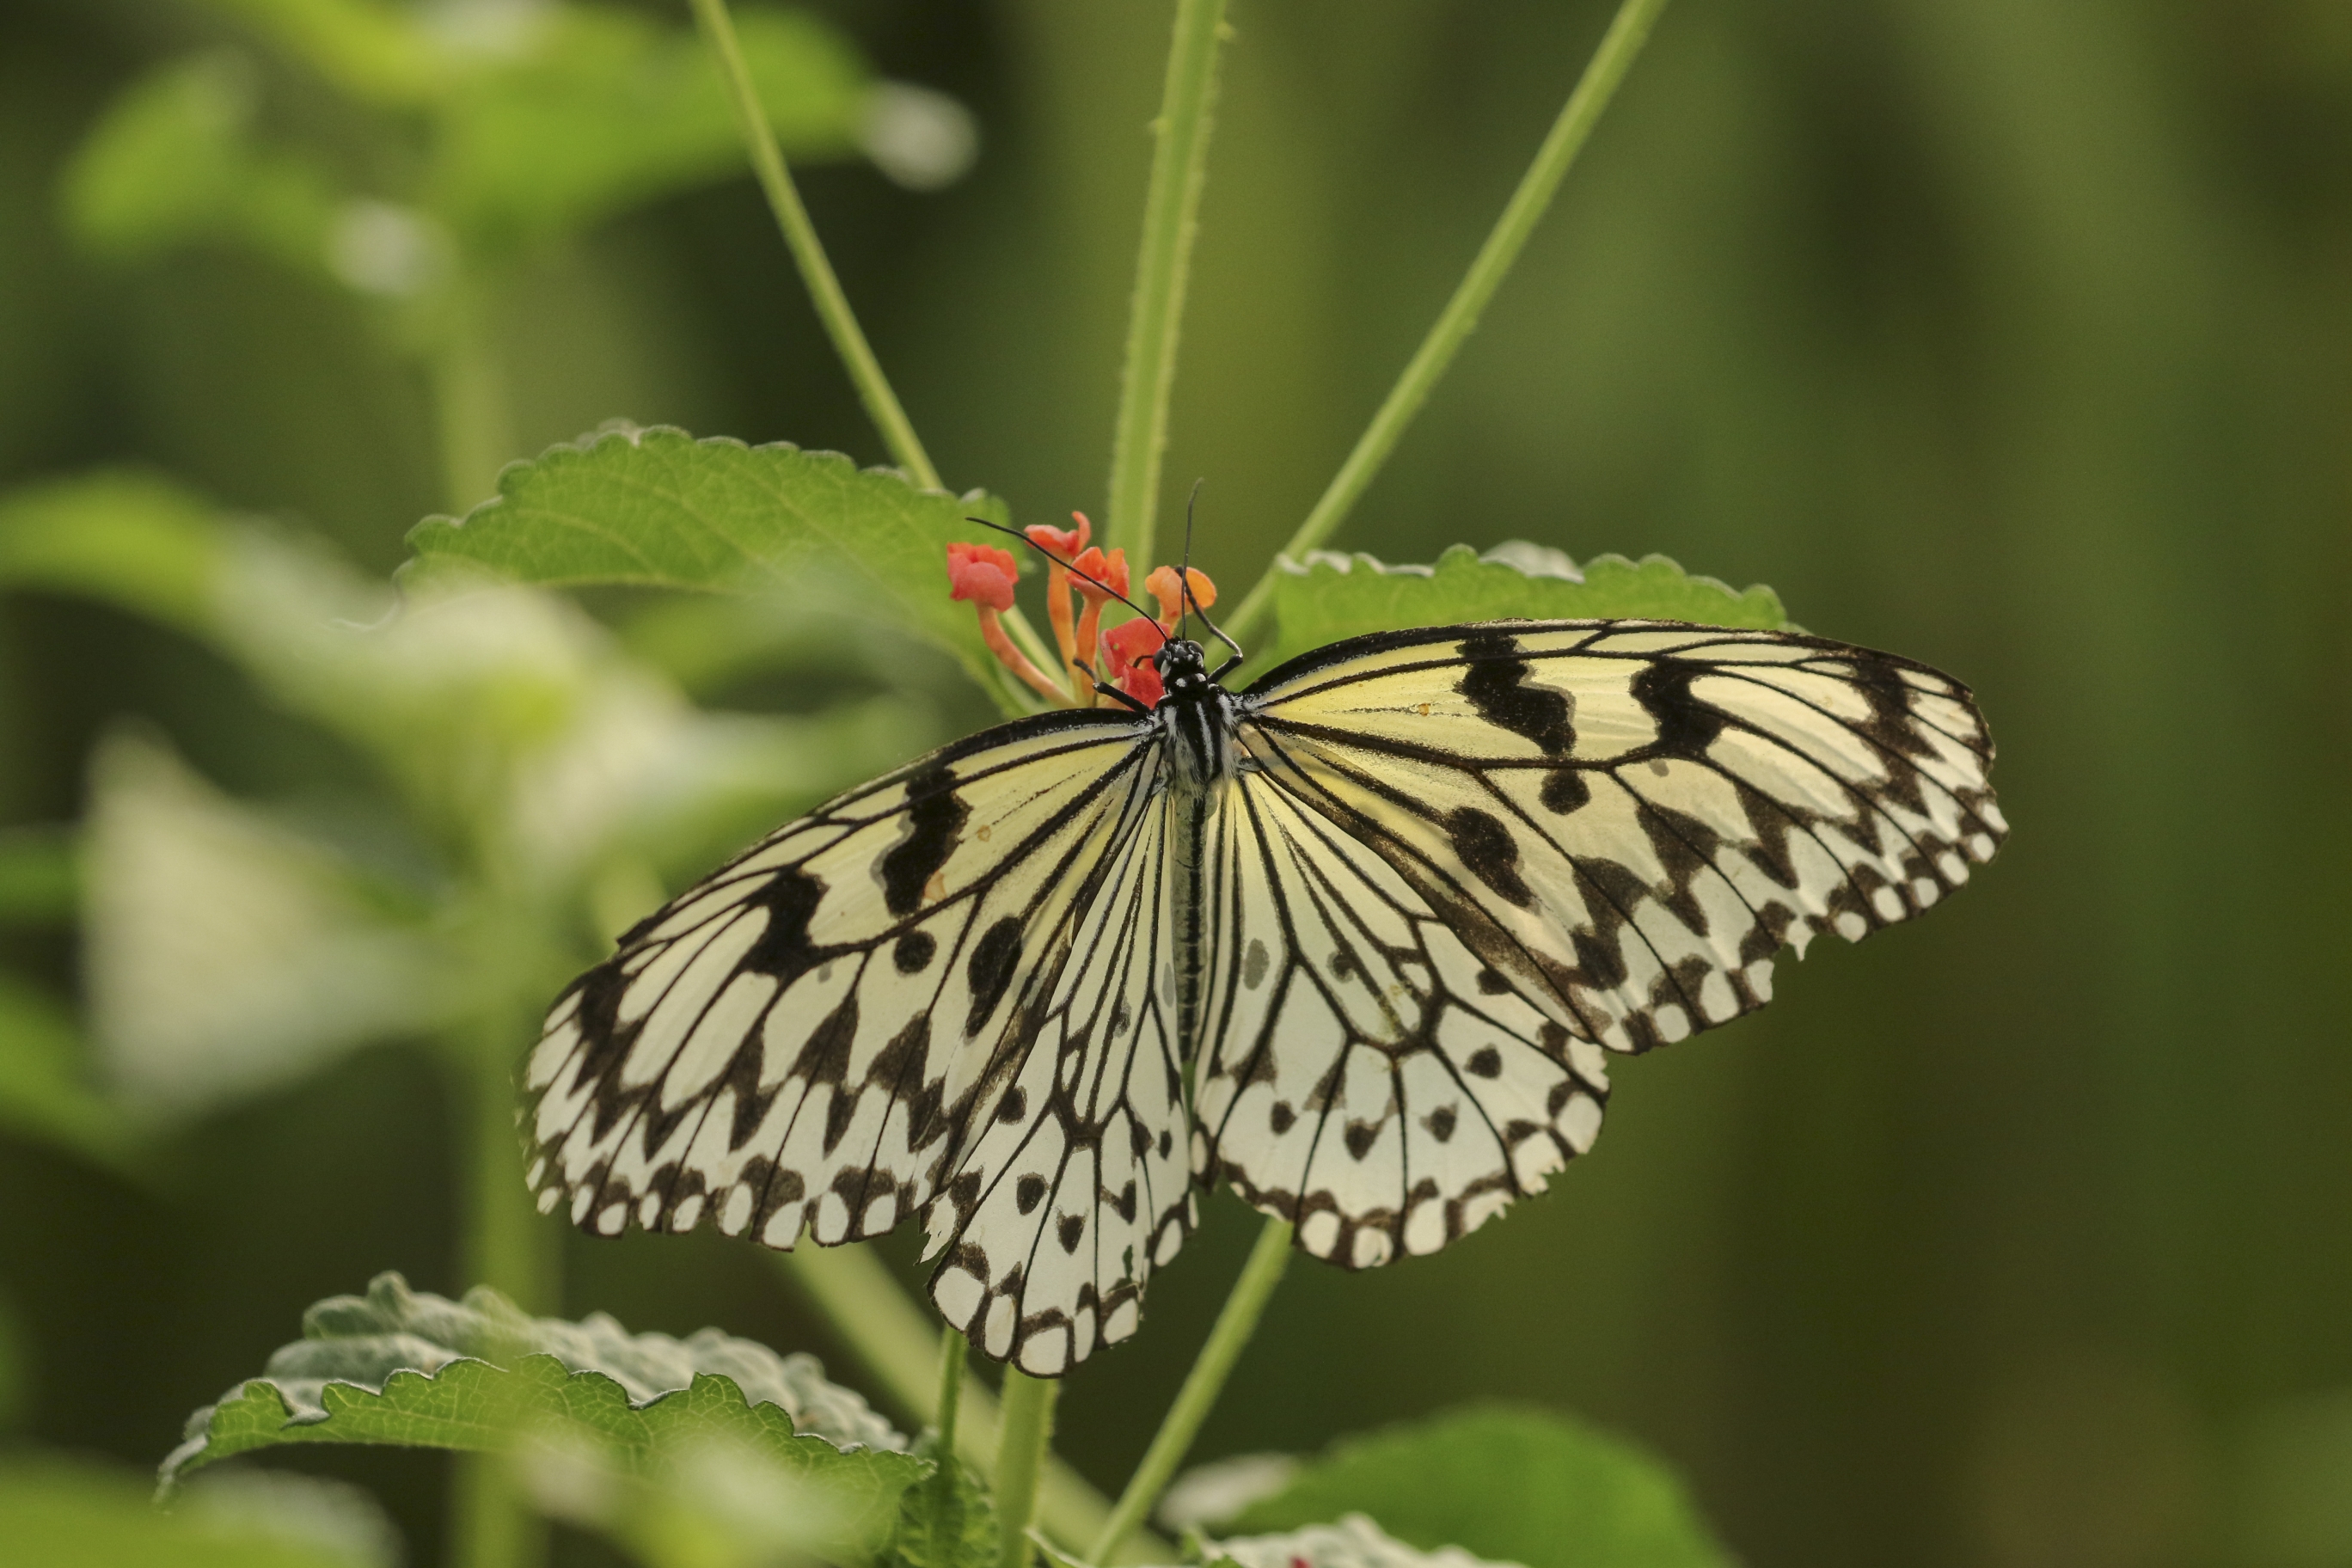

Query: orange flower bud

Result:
[1143,565,1216,626]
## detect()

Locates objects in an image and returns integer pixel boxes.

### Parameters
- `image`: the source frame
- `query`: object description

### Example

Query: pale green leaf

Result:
[1256,544,1792,674]
[60,52,344,276]
[168,1274,920,1559]
[1219,1406,1731,1568]
[0,1458,381,1568]
[208,0,443,107]
[402,425,1018,697]
[0,471,231,638]
[432,5,873,251]
[0,974,136,1173]
[1201,1514,1522,1568]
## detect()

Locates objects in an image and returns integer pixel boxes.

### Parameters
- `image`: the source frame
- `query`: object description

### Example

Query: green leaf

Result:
[0,1458,383,1568]
[0,974,136,1173]
[1202,1514,1521,1568]
[432,4,873,252]
[1220,1405,1732,1568]
[883,1443,998,1568]
[402,425,1016,695]
[169,1274,922,1559]
[0,472,232,639]
[60,52,344,277]
[208,0,444,107]
[0,826,77,924]
[169,1271,910,1471]
[1258,543,1792,673]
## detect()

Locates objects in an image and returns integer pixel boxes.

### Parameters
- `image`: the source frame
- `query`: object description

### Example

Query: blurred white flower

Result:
[860,82,978,192]
[327,199,448,297]
[83,731,447,1119]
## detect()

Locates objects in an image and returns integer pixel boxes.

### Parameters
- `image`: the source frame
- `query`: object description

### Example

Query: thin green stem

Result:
[427,272,513,516]
[773,1250,1156,1554]
[1102,0,1231,565]
[688,0,940,490]
[448,1454,540,1568]
[935,1325,967,1455]
[1089,1217,1293,1564]
[1223,0,1672,646]
[924,1327,969,1555]
[994,1371,1060,1568]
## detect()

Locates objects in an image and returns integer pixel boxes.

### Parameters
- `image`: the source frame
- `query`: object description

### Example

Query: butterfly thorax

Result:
[1152,638,1241,1056]
[1153,638,1240,794]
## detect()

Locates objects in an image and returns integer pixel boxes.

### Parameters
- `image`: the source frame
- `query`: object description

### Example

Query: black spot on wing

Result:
[743,868,826,986]
[1540,768,1591,814]
[1447,806,1534,909]
[879,762,966,916]
[1630,660,1725,757]
[965,916,1023,1037]
[1455,630,1577,754]
[892,929,936,974]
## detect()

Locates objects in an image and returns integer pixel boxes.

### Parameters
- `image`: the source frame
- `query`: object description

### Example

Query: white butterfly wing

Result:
[1191,771,1612,1270]
[926,761,1196,1375]
[522,709,1173,1280]
[1200,619,2004,1261]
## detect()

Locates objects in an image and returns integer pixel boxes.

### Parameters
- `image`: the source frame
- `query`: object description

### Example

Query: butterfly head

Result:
[1153,636,1214,697]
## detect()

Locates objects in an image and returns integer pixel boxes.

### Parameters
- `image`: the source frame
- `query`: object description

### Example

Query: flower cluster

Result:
[946,513,1216,709]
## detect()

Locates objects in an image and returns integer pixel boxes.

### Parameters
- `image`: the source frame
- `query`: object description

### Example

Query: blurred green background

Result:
[3,2,2348,1566]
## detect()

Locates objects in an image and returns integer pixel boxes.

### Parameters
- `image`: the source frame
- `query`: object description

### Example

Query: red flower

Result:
[945,541,1063,701]
[1023,511,1093,701]
[1102,616,1167,707]
[946,524,1215,712]
[945,542,1018,612]
[1024,511,1090,563]
[1067,544,1130,703]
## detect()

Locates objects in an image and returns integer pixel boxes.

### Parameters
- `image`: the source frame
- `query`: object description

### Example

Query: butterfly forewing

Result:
[1235,621,2007,1060]
[523,709,1161,1263]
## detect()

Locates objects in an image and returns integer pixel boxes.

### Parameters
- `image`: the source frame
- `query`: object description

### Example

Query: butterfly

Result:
[522,610,2004,1375]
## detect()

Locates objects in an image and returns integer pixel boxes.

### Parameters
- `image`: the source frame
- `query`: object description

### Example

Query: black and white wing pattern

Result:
[522,706,1194,1373]
[526,611,2006,1372]
[1197,619,2006,1265]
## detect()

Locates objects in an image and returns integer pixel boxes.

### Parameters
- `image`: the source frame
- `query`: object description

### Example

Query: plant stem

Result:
[775,1249,1156,1554]
[1102,0,1231,566]
[428,273,513,512]
[994,1370,1061,1568]
[925,1326,968,1554]
[448,1454,538,1568]
[1089,1216,1293,1564]
[445,932,558,1568]
[1222,0,1673,646]
[688,0,940,490]
[935,1324,967,1455]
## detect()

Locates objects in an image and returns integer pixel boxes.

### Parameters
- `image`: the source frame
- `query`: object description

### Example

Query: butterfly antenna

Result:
[966,517,1158,626]
[1173,481,1245,666]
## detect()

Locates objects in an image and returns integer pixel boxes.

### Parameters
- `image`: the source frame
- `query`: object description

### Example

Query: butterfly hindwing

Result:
[1191,770,1613,1270]
[926,759,1197,1375]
